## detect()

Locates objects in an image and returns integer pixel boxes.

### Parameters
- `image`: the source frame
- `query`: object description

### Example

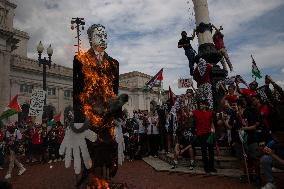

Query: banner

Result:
[178,78,193,88]
[256,86,271,104]
[28,89,46,117]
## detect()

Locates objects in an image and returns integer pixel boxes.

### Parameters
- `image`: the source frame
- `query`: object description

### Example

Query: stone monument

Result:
[192,0,227,111]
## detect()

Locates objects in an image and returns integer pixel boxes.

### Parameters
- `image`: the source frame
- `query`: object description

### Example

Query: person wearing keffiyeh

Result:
[193,58,214,109]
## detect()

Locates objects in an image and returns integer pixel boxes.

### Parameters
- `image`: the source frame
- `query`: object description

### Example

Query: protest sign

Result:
[178,78,193,88]
[28,89,46,117]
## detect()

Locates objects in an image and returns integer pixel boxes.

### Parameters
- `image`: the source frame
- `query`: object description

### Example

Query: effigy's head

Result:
[87,24,108,52]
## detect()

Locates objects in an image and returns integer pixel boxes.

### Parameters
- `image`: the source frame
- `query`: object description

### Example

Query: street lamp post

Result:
[71,17,85,54]
[37,41,54,105]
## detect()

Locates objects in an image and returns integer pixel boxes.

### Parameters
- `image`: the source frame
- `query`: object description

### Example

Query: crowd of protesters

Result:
[0,76,283,189]
[0,119,65,179]
[121,75,284,189]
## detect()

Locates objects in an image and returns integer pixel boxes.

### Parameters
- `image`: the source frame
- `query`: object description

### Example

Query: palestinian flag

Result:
[145,68,163,89]
[0,95,22,120]
[168,86,176,107]
[53,112,61,122]
[251,55,262,79]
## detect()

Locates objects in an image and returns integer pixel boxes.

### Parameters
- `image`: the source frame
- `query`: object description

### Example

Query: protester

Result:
[231,97,261,182]
[147,111,159,157]
[172,108,196,170]
[4,123,26,179]
[178,30,196,76]
[190,99,216,174]
[31,123,44,163]
[212,25,233,72]
[46,126,57,163]
[55,122,64,161]
[260,131,284,189]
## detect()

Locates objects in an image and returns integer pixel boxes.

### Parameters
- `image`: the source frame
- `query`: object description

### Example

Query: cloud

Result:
[11,0,284,94]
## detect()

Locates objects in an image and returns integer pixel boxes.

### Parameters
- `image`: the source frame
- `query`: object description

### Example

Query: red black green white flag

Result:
[0,94,22,120]
[145,68,163,89]
[168,86,176,107]
[251,55,262,79]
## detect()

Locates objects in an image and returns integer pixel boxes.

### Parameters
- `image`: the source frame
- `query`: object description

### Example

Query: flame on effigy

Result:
[77,51,115,128]
[86,175,110,189]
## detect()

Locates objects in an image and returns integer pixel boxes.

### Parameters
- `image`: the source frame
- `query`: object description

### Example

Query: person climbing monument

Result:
[212,25,233,72]
[178,30,196,76]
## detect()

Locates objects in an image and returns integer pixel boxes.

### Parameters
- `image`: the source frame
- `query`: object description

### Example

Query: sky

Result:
[12,0,284,94]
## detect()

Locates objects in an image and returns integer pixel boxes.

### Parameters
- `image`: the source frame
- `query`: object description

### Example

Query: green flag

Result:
[251,55,262,79]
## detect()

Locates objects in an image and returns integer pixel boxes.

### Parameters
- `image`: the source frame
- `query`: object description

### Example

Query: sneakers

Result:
[4,174,11,179]
[189,160,195,170]
[261,182,277,189]
[171,160,178,169]
[48,160,53,164]
[53,159,57,163]
[18,168,26,176]
[0,166,3,170]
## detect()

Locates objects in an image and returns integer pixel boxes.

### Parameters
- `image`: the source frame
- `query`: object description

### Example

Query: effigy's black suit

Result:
[73,49,119,123]
[73,48,119,178]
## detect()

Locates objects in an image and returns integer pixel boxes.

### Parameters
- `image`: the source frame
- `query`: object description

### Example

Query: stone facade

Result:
[0,0,73,122]
[119,71,164,117]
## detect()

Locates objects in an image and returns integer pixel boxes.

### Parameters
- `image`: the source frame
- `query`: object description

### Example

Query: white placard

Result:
[28,89,46,117]
[178,78,193,88]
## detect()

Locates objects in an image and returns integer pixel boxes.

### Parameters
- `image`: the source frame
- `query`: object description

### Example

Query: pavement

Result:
[0,160,282,189]
[143,156,243,177]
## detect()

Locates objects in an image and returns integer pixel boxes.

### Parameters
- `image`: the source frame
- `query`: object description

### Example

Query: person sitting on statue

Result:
[212,25,233,72]
[178,30,196,76]
[59,24,127,187]
[193,58,214,110]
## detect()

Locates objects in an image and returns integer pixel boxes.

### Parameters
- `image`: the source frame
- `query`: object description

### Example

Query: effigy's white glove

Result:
[59,123,97,174]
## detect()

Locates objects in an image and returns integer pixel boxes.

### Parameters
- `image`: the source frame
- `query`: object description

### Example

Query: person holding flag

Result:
[4,122,26,179]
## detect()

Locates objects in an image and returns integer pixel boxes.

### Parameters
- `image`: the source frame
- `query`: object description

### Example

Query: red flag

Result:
[8,94,22,112]
[156,69,163,81]
[53,112,61,122]
[168,86,176,107]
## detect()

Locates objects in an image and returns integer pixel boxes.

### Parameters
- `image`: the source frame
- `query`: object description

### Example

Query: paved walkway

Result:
[143,156,243,177]
[0,160,282,189]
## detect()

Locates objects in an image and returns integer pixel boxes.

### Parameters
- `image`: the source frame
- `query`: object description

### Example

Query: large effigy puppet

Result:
[59,24,128,187]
